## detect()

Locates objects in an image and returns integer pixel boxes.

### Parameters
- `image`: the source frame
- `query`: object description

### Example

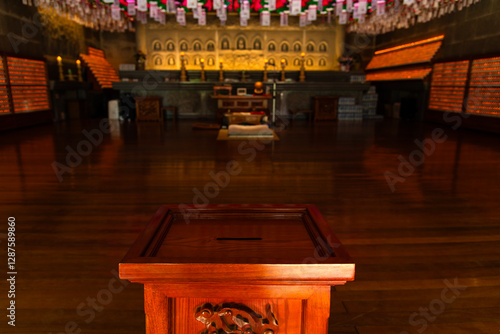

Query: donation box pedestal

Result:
[119,204,355,334]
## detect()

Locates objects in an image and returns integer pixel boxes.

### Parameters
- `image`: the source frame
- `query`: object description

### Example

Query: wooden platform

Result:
[0,119,499,333]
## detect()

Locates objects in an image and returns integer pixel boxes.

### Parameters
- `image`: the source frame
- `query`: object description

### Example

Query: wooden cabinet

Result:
[120,204,355,334]
[135,96,162,121]
[313,96,338,121]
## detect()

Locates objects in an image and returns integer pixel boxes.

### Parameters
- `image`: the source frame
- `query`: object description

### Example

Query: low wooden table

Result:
[119,204,355,334]
[225,112,264,125]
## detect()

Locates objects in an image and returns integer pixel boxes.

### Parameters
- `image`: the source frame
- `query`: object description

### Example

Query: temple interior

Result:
[0,0,499,333]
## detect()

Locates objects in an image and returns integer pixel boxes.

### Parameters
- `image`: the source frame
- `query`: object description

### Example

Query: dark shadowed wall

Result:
[375,0,500,60]
[0,2,136,75]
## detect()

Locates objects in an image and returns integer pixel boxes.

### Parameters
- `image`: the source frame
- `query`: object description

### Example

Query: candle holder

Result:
[299,53,306,82]
[280,59,286,82]
[76,60,83,82]
[180,52,187,82]
[57,56,64,81]
[219,61,224,82]
[263,60,268,82]
[200,59,206,82]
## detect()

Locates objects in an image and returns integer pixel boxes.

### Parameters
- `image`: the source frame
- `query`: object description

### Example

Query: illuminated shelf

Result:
[0,56,10,113]
[367,36,443,70]
[428,60,470,113]
[2,56,50,114]
[366,68,432,81]
[466,57,500,117]
[80,47,119,89]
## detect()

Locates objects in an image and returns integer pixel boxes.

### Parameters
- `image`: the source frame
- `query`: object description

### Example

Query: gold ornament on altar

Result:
[280,59,286,82]
[299,53,306,82]
[219,60,224,82]
[263,59,268,82]
[254,81,264,95]
[200,58,206,82]
[180,52,187,82]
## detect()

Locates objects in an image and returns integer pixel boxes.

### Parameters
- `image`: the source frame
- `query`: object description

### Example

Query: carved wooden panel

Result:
[195,302,279,334]
[170,296,303,334]
[136,97,162,121]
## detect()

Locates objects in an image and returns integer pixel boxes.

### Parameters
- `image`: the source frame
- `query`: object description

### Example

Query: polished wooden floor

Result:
[0,118,499,334]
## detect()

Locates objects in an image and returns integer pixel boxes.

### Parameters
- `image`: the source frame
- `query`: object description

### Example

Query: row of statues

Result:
[153,39,328,53]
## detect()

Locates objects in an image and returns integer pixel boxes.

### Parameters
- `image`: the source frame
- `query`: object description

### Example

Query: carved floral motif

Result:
[195,302,279,334]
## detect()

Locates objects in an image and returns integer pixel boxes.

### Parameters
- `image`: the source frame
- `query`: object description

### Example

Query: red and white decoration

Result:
[22,0,484,33]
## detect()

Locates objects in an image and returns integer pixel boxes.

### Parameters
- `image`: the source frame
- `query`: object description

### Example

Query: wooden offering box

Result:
[119,204,355,334]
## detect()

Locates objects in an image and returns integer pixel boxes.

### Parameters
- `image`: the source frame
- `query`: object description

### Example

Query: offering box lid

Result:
[120,204,354,284]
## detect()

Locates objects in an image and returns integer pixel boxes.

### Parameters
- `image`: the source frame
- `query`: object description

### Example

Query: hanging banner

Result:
[167,0,176,13]
[241,1,250,19]
[149,2,157,18]
[377,0,386,15]
[127,0,136,16]
[327,8,332,23]
[137,0,147,12]
[111,4,120,20]
[260,11,271,26]
[339,10,348,24]
[159,9,166,23]
[155,7,162,21]
[187,0,197,9]
[140,10,148,23]
[214,0,221,10]
[240,16,248,26]
[318,0,323,12]
[193,3,199,18]
[218,5,227,20]
[307,5,317,20]
[290,0,301,16]
[358,12,365,23]
[336,0,344,16]
[346,0,353,12]
[299,12,306,26]
[199,10,206,25]
[280,11,288,26]
[358,0,367,14]
[353,2,359,19]
[176,7,186,25]
[269,0,276,11]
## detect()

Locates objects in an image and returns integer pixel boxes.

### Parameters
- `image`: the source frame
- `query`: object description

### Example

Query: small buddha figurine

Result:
[254,81,264,95]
